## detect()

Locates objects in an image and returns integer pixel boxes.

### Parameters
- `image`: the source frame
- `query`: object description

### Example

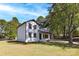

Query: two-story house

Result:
[17,20,51,42]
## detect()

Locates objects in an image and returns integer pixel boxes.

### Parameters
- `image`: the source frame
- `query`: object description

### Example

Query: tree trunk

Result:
[63,26,66,38]
[68,13,73,45]
[68,32,73,45]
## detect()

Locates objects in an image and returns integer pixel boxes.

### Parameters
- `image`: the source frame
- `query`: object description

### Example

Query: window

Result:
[29,32,32,38]
[33,25,37,29]
[45,34,48,38]
[34,33,36,38]
[43,34,48,38]
[29,23,32,29]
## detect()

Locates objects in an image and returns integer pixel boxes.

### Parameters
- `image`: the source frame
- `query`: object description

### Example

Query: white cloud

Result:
[0,4,16,12]
[16,9,47,17]
[0,4,48,17]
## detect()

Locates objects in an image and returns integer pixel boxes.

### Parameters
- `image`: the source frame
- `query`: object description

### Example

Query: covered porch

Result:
[39,33,51,42]
[38,28,51,42]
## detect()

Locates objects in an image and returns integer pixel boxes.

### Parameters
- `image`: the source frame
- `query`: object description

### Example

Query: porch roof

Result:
[38,28,51,34]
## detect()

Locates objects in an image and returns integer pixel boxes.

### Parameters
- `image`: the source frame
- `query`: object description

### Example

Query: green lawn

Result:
[0,41,79,56]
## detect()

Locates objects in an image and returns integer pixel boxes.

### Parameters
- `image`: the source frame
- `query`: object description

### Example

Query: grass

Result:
[0,41,79,56]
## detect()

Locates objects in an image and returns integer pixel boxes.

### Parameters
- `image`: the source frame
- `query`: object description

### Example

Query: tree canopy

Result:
[3,17,19,39]
[37,16,45,22]
[46,3,79,44]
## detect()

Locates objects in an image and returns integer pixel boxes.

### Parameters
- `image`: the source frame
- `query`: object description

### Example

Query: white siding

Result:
[17,20,51,42]
[25,21,40,42]
[17,23,26,42]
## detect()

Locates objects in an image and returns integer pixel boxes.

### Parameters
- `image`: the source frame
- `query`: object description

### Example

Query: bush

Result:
[73,30,79,37]
[0,34,5,38]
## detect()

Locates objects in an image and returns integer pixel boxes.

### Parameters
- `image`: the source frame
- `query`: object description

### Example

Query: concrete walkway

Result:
[50,40,79,45]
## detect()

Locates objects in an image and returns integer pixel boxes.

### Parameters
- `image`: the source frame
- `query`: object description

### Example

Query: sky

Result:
[0,3,51,23]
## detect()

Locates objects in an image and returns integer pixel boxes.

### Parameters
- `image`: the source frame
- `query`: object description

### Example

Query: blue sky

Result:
[0,3,51,23]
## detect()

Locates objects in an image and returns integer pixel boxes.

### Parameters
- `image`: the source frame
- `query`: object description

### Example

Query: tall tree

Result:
[11,17,19,27]
[47,3,79,44]
[5,17,19,39]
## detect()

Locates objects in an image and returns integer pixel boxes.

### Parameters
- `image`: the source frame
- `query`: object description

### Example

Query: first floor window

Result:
[29,32,32,38]
[34,33,36,38]
[43,34,48,38]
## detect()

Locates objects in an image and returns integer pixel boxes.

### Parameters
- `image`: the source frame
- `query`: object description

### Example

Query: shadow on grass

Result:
[43,42,79,49]
[7,40,79,49]
[7,40,26,45]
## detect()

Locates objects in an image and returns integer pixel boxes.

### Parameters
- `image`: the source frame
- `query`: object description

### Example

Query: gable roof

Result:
[17,22,26,28]
[26,19,41,25]
[18,19,43,28]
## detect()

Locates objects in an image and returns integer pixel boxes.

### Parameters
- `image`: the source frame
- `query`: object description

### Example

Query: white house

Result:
[17,20,51,42]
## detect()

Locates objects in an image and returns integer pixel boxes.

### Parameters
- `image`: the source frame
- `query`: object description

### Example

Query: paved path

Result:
[50,40,79,45]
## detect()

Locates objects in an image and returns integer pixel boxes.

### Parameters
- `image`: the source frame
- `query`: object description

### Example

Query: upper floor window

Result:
[33,25,37,29]
[29,23,32,29]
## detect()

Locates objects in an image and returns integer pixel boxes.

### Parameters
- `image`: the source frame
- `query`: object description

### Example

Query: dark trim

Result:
[17,22,26,28]
[38,30,51,34]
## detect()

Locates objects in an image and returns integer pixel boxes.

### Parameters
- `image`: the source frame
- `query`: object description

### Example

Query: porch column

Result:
[41,33,43,40]
[48,34,50,40]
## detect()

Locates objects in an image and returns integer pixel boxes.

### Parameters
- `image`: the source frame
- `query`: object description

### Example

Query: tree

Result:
[47,3,79,45]
[11,17,19,27]
[36,16,47,27]
[37,16,45,22]
[0,19,7,38]
[5,17,19,39]
[0,19,7,30]
[0,19,6,25]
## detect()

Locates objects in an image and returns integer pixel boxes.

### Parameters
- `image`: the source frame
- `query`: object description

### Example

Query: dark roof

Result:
[18,19,43,28]
[37,19,47,23]
[38,30,51,34]
[38,28,51,34]
[26,19,42,26]
[36,19,48,27]
[17,19,51,34]
[17,22,26,28]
